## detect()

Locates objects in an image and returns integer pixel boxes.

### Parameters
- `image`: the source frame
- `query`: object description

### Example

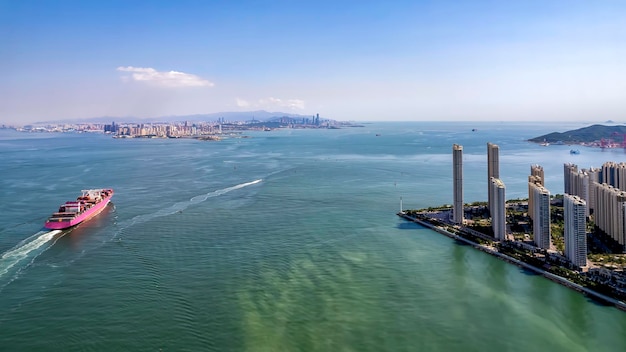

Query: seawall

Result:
[398,212,626,312]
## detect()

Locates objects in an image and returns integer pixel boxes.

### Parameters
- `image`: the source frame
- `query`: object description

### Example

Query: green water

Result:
[0,122,625,351]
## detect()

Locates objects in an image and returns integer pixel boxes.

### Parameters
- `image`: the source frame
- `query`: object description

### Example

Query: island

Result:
[529,124,626,147]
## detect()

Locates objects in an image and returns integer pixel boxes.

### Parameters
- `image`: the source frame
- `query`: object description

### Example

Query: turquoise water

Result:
[0,122,625,351]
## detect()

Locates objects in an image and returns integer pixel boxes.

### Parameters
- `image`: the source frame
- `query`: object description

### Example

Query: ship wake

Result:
[124,179,263,228]
[190,179,262,203]
[0,230,62,281]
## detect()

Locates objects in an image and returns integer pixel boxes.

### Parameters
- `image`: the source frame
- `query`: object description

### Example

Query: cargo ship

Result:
[44,189,114,229]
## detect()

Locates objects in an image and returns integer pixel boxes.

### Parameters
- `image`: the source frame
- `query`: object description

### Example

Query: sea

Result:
[1,121,625,351]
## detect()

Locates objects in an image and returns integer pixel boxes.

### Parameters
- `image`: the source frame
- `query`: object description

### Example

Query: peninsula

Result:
[404,142,626,312]
[398,202,626,311]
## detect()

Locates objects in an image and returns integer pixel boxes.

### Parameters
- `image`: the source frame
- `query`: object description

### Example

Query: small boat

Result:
[570,149,580,155]
[44,189,114,229]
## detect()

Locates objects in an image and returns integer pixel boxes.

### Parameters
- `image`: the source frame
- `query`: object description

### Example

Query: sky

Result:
[1,0,625,124]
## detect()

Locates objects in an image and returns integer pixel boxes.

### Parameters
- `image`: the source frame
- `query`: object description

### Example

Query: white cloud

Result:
[234,96,306,110]
[116,66,214,88]
[258,97,305,110]
[236,98,250,107]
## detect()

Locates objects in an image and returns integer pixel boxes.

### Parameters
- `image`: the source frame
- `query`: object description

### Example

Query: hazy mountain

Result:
[529,124,626,143]
[37,110,315,124]
[149,110,313,123]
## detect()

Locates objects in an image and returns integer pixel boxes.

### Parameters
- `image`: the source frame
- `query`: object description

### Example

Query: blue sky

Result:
[1,0,625,124]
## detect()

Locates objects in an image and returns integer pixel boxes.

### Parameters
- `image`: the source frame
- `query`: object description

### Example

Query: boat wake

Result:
[124,179,263,228]
[0,230,62,281]
[190,179,262,203]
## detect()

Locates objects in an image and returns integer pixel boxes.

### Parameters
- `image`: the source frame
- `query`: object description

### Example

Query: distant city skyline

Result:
[2,0,625,125]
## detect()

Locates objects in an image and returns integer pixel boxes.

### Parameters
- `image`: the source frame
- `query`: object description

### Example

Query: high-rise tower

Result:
[564,194,587,267]
[591,182,626,250]
[490,177,506,240]
[564,163,601,217]
[531,183,551,249]
[487,143,500,215]
[453,144,464,224]
[564,163,578,195]
[528,165,544,220]
[530,164,544,185]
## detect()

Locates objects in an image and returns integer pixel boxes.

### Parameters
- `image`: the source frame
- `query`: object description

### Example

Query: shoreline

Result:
[397,212,626,312]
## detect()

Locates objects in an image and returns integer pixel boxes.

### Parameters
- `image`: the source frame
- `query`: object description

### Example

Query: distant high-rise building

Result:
[591,182,626,251]
[490,177,506,240]
[530,164,544,185]
[564,194,587,267]
[528,165,544,220]
[586,167,601,215]
[574,170,591,217]
[531,183,551,249]
[487,143,500,215]
[104,121,118,133]
[564,163,578,195]
[528,175,542,220]
[601,162,626,191]
[564,163,601,217]
[453,144,464,224]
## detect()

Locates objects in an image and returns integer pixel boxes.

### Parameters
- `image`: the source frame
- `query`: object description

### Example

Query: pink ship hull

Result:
[45,190,114,230]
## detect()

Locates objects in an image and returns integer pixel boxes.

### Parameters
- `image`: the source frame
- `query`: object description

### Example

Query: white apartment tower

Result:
[490,177,506,241]
[452,144,464,224]
[575,171,591,217]
[528,175,542,220]
[530,164,544,185]
[601,162,626,191]
[564,194,587,267]
[564,163,600,217]
[564,163,578,195]
[531,183,551,249]
[528,165,544,220]
[487,143,500,215]
[591,182,626,250]
[586,167,601,215]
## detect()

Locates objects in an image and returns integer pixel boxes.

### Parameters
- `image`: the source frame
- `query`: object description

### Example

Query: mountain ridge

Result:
[35,110,316,124]
[529,124,626,144]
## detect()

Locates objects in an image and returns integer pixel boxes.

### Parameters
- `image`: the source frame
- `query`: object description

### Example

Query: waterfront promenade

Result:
[398,212,626,311]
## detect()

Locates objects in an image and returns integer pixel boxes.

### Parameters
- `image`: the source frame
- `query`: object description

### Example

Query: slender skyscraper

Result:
[565,163,601,217]
[591,182,626,250]
[453,144,464,224]
[530,164,544,185]
[531,183,551,249]
[528,165,544,220]
[586,167,601,215]
[600,161,626,190]
[487,143,500,215]
[564,163,578,195]
[490,177,506,240]
[564,194,587,267]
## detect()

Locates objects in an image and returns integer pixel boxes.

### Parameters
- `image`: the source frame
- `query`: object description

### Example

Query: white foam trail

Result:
[190,179,262,202]
[125,179,263,227]
[0,230,61,277]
